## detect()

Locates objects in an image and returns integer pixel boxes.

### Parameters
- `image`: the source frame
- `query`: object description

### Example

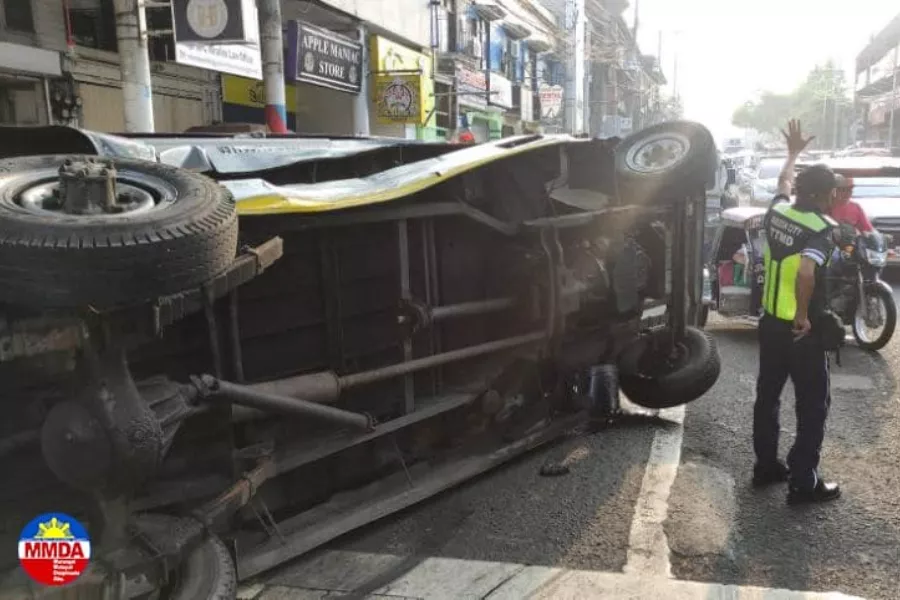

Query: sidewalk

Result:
[239,550,864,600]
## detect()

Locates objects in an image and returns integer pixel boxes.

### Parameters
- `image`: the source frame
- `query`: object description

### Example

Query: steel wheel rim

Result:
[854,294,887,344]
[7,167,177,220]
[624,132,692,174]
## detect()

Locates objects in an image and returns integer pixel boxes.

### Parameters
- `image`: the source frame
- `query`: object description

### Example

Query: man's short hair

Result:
[834,174,854,189]
[796,163,836,203]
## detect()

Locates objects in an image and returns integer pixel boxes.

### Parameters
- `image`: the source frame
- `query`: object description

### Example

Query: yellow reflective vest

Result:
[762,202,837,321]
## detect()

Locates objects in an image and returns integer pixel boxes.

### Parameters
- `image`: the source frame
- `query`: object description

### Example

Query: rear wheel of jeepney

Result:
[614,121,717,204]
[161,535,237,600]
[0,155,238,309]
[618,326,720,409]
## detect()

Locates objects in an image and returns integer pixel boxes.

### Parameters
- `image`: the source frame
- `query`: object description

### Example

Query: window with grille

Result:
[146,5,175,62]
[69,0,117,51]
[435,82,452,131]
[502,39,519,81]
[4,0,35,32]
[461,17,483,61]
[438,0,456,53]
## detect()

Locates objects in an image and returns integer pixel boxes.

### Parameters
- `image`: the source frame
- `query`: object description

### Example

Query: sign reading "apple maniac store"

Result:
[292,21,363,94]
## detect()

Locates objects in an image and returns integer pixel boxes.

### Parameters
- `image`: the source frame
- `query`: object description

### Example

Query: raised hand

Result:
[781,119,815,156]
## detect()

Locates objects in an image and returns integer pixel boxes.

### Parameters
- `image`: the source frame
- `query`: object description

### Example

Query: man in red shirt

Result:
[830,175,873,232]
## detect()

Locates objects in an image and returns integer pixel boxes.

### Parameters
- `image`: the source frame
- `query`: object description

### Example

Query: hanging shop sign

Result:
[520,86,534,122]
[539,84,563,119]
[174,0,261,79]
[175,42,262,79]
[374,75,423,124]
[369,36,433,126]
[285,21,363,94]
[490,73,513,109]
[457,66,488,109]
[172,0,254,44]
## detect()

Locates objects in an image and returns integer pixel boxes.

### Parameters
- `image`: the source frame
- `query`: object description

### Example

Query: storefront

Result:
[284,20,364,135]
[0,42,61,126]
[456,65,503,142]
[222,75,298,131]
[368,35,438,140]
[70,49,220,133]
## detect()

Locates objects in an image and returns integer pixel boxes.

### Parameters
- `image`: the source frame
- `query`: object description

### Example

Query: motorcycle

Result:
[705,211,897,351]
[829,227,897,351]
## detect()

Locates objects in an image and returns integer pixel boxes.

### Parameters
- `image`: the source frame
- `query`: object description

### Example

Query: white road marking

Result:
[256,550,863,599]
[623,404,686,578]
[830,374,875,391]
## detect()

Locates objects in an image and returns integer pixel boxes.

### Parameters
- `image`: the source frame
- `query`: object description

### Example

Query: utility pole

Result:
[564,0,585,134]
[259,0,288,133]
[113,0,154,132]
[673,53,678,101]
[832,95,841,150]
[353,24,371,136]
[889,44,899,148]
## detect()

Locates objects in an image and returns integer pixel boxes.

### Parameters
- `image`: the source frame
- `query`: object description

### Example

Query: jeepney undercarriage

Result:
[0,122,720,599]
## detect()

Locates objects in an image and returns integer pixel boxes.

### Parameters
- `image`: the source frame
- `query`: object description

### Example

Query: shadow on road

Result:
[676,319,900,599]
[276,410,661,595]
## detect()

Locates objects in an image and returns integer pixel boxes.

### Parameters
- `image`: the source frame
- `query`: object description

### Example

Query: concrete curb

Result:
[244,550,866,600]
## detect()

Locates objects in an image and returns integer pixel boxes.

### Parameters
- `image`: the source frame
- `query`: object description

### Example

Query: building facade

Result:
[432,0,559,142]
[855,12,900,146]
[536,0,666,137]
[2,0,568,139]
[0,0,67,126]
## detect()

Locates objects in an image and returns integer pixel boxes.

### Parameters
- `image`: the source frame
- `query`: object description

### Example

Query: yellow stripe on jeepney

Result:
[233,135,569,215]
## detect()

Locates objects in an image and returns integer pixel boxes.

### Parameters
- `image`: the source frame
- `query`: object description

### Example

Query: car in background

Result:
[834,147,892,158]
[745,157,785,206]
[807,157,900,265]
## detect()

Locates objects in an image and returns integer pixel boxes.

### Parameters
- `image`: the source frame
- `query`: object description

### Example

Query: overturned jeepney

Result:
[0,122,720,599]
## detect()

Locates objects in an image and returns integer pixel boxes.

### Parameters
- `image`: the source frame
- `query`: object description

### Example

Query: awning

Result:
[472,1,507,21]
[502,22,532,40]
[525,35,552,53]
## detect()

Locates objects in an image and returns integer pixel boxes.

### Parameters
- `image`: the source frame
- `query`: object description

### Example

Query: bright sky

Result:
[622,0,898,142]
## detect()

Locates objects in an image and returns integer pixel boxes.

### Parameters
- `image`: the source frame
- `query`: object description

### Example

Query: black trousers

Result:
[754,314,832,490]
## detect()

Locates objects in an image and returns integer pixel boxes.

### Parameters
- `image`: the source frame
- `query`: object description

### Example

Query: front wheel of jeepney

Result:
[614,121,717,204]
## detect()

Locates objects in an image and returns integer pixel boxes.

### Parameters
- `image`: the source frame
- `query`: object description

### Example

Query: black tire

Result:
[852,284,897,351]
[698,305,710,328]
[0,155,237,309]
[165,535,237,600]
[614,121,717,203]
[618,326,721,409]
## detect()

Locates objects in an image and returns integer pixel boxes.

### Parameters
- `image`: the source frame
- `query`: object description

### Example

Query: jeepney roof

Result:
[721,206,767,226]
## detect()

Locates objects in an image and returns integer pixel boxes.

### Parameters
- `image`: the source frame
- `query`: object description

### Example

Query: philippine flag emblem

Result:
[18,513,91,586]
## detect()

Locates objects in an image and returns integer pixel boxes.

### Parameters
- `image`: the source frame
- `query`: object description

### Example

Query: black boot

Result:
[787,480,842,505]
[752,460,789,487]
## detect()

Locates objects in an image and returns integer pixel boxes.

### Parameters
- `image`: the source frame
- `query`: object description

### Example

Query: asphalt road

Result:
[244,279,900,600]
